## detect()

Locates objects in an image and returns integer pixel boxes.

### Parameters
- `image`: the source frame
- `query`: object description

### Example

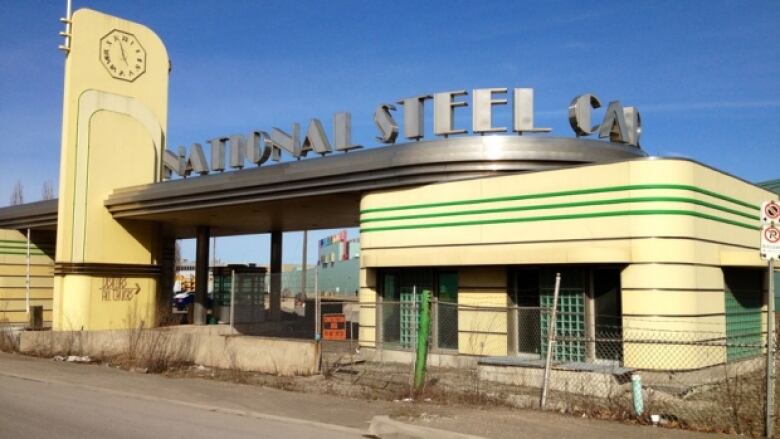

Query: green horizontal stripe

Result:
[360,184,759,216]
[360,209,759,233]
[0,239,52,245]
[361,196,757,224]
[0,242,52,246]
[0,251,47,256]
[0,246,47,251]
[0,246,52,252]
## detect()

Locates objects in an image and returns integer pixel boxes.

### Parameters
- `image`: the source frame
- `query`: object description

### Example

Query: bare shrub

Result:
[145,330,191,372]
[121,312,192,373]
[0,326,19,352]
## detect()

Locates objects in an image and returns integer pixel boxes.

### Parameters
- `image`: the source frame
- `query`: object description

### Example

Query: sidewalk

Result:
[0,352,726,438]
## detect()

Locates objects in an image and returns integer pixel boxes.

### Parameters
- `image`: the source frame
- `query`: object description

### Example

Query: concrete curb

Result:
[368,415,488,439]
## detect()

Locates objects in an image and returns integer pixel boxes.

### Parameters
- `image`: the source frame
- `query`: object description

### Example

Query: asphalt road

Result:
[0,352,726,439]
[0,370,363,439]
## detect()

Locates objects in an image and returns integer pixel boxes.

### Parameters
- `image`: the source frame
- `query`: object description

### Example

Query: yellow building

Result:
[0,228,55,326]
[358,158,774,369]
[0,8,775,373]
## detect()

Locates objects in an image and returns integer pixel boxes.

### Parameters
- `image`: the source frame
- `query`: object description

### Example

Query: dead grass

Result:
[0,326,19,352]
[118,321,192,373]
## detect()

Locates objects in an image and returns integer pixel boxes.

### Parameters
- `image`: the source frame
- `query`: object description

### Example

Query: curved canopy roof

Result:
[0,135,645,237]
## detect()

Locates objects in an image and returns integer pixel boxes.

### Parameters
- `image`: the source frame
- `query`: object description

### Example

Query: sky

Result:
[1,1,778,264]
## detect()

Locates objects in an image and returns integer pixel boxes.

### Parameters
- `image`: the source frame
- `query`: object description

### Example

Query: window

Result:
[724,268,764,361]
[378,269,458,350]
[508,267,622,363]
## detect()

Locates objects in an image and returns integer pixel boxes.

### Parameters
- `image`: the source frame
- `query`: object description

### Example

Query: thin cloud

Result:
[469,9,609,42]
[641,100,780,113]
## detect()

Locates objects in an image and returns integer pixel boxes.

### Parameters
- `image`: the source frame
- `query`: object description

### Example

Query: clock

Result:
[99,30,146,82]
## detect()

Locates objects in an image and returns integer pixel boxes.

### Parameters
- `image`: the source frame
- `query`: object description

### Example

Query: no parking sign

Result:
[761,201,780,260]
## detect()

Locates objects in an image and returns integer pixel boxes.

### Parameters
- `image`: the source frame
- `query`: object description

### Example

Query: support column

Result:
[157,230,177,326]
[585,271,596,362]
[301,230,308,296]
[270,231,282,321]
[194,226,210,325]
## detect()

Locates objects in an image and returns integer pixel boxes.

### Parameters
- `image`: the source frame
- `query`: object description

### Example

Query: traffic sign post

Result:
[761,201,779,438]
[769,257,776,439]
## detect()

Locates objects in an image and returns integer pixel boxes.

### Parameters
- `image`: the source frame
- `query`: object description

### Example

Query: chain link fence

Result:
[328,295,777,437]
[208,269,361,344]
[177,270,779,437]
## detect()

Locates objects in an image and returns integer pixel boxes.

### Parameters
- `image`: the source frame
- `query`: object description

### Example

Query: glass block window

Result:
[724,269,764,361]
[540,269,586,362]
[540,288,586,362]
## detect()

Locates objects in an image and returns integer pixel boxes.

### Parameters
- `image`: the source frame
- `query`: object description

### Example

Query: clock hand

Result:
[119,42,128,65]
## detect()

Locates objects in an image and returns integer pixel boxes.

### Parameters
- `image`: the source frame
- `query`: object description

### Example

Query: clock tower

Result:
[53,9,170,330]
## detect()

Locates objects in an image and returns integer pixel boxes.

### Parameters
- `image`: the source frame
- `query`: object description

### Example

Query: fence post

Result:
[413,289,431,395]
[25,228,30,314]
[768,258,776,438]
[229,269,236,333]
[315,268,320,341]
[408,285,417,395]
[540,272,561,409]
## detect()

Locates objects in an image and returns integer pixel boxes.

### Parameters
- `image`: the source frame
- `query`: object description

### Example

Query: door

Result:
[724,268,763,361]
[593,269,622,361]
[380,272,400,345]
[437,272,458,350]
[511,269,541,356]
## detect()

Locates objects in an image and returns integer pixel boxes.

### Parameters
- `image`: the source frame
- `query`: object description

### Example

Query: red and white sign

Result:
[761,201,780,260]
[761,224,780,261]
[762,200,780,225]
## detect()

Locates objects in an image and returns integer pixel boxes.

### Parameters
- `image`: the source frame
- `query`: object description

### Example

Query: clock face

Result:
[99,30,146,82]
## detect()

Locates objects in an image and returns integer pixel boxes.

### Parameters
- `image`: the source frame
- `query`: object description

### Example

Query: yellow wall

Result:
[53,9,169,331]
[358,268,377,347]
[621,264,728,368]
[457,267,507,356]
[0,229,55,326]
[361,160,767,267]
[359,159,776,369]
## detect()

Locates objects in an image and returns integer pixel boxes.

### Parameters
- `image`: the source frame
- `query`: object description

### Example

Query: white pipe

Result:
[540,272,561,409]
[25,228,31,314]
[58,0,73,53]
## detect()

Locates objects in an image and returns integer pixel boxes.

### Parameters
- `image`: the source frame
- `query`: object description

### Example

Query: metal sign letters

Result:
[163,88,642,179]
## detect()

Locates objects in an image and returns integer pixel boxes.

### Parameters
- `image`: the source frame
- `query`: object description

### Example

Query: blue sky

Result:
[1,1,778,263]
